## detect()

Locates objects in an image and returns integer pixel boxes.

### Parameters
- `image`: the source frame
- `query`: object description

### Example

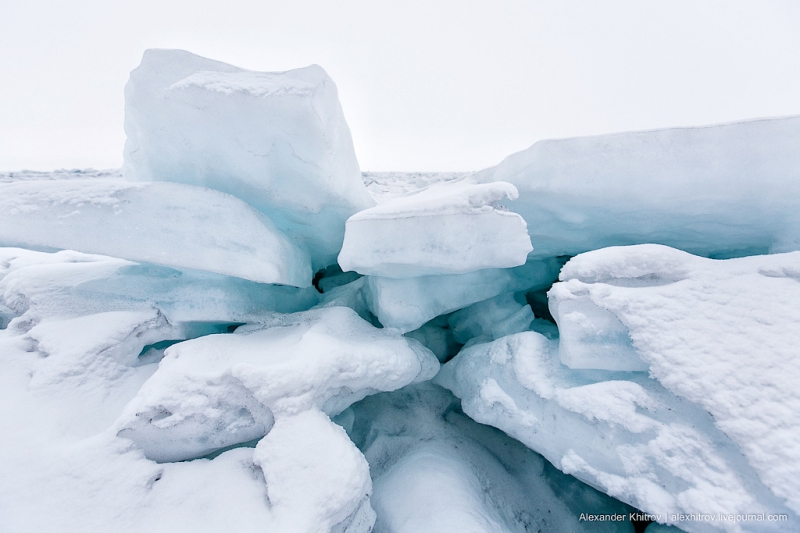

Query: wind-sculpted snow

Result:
[550,245,800,516]
[343,383,635,533]
[339,180,532,277]
[115,307,439,462]
[474,116,800,259]
[0,179,312,286]
[435,331,794,533]
[124,49,375,268]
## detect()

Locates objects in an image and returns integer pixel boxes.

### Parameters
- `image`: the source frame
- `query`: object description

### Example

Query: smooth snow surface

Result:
[0,179,311,286]
[123,49,374,268]
[438,245,800,532]
[339,180,532,277]
[474,116,800,259]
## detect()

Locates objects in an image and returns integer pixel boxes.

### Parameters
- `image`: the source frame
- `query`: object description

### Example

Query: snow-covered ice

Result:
[437,245,800,531]
[123,49,375,268]
[3,49,800,532]
[0,179,312,286]
[115,306,439,462]
[474,116,800,260]
[339,180,532,277]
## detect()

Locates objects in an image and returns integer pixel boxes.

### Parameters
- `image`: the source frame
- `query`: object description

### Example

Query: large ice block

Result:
[123,49,375,268]
[365,257,562,332]
[338,180,532,277]
[474,116,800,259]
[0,180,311,286]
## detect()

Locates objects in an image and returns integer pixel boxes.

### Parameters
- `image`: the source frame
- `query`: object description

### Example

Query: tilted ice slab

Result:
[365,257,562,333]
[124,49,375,268]
[0,248,319,328]
[548,245,800,517]
[474,116,800,259]
[344,383,634,533]
[0,180,311,286]
[436,332,795,533]
[339,180,532,277]
[115,306,439,462]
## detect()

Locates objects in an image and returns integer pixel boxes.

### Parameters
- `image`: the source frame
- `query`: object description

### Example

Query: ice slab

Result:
[124,49,375,268]
[436,331,795,533]
[0,248,319,328]
[365,257,562,333]
[549,245,800,516]
[345,383,635,533]
[474,116,800,259]
[339,180,532,277]
[448,292,532,344]
[115,307,439,462]
[0,179,311,286]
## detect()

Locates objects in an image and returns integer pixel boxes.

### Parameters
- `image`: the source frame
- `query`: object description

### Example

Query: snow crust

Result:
[474,116,800,259]
[0,179,311,286]
[123,49,374,268]
[339,180,532,277]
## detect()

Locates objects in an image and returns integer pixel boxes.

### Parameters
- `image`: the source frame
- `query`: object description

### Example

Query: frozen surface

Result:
[435,331,794,533]
[0,249,388,533]
[345,383,635,533]
[115,306,439,462]
[0,179,311,286]
[254,408,376,533]
[339,180,532,277]
[365,257,562,332]
[124,49,374,268]
[438,245,800,531]
[474,116,800,259]
[361,172,466,204]
[550,245,800,516]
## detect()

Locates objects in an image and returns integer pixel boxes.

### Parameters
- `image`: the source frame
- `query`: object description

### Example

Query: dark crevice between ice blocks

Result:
[136,321,246,365]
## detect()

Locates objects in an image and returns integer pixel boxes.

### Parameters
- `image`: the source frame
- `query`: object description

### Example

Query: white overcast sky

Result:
[1,0,799,171]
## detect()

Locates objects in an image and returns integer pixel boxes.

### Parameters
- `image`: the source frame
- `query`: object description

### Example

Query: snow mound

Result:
[0,180,311,286]
[255,408,376,533]
[550,245,800,516]
[339,180,532,277]
[115,306,439,462]
[474,116,800,259]
[438,245,800,531]
[436,331,793,533]
[123,49,375,268]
